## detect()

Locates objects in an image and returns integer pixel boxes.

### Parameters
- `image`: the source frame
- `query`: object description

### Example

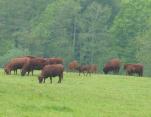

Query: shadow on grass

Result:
[50,106,73,112]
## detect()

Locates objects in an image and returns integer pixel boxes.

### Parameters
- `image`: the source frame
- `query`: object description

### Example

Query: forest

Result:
[0,0,151,76]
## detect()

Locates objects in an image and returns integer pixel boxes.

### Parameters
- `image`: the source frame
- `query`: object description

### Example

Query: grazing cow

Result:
[4,64,13,75]
[103,58,121,74]
[76,65,88,76]
[46,58,63,64]
[89,64,97,74]
[4,57,31,75]
[21,57,47,76]
[76,64,97,76]
[123,64,143,77]
[68,60,79,72]
[38,64,64,83]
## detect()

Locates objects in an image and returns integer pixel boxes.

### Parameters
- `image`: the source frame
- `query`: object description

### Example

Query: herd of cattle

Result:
[4,56,144,83]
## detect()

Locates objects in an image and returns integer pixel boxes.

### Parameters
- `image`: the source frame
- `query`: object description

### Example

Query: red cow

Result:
[68,60,79,72]
[21,57,47,76]
[124,64,143,77]
[38,64,64,83]
[4,57,31,75]
[103,58,121,74]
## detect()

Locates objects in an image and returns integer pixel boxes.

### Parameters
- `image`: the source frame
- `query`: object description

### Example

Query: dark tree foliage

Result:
[0,0,151,76]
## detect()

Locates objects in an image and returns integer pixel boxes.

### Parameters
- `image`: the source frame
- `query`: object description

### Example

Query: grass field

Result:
[0,71,151,117]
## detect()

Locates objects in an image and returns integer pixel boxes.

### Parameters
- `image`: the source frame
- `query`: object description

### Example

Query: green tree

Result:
[110,0,151,62]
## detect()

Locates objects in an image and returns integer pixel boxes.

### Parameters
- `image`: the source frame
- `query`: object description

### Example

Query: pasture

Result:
[0,71,151,117]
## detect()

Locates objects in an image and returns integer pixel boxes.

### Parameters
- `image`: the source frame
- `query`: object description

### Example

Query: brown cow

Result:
[76,64,97,76]
[21,57,47,76]
[123,64,143,77]
[68,60,79,72]
[38,64,64,83]
[76,65,88,76]
[46,58,63,64]
[103,58,121,74]
[89,64,97,74]
[4,57,31,75]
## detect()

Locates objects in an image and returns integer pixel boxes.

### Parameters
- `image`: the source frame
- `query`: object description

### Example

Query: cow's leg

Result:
[129,72,133,76]
[27,71,30,76]
[87,72,90,76]
[15,70,17,75]
[43,78,45,83]
[50,77,52,84]
[83,72,85,76]
[115,67,119,74]
[126,72,128,76]
[113,69,117,75]
[126,71,130,76]
[58,76,61,83]
[79,71,80,76]
[86,72,89,76]
[60,73,63,80]
[138,73,140,77]
[114,69,117,74]
[138,72,142,77]
[85,72,87,76]
[117,68,120,74]
[31,70,34,76]
[89,72,91,76]
[141,72,143,77]
[86,72,88,76]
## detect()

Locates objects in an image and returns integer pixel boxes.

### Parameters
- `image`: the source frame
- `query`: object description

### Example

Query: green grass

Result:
[0,71,151,117]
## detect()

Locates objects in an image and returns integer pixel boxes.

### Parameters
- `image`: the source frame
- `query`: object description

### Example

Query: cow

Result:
[76,64,97,76]
[68,60,79,72]
[103,58,121,74]
[46,58,63,65]
[4,57,31,75]
[75,65,89,76]
[89,64,97,74]
[38,64,64,83]
[123,64,143,77]
[21,57,47,76]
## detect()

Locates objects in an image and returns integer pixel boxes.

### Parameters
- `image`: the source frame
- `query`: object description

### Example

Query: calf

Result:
[38,64,64,83]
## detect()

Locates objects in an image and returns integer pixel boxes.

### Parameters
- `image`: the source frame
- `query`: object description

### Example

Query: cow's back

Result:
[42,64,64,77]
[47,58,63,64]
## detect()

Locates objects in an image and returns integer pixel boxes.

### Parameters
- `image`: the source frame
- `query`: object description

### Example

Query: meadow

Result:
[0,71,151,117]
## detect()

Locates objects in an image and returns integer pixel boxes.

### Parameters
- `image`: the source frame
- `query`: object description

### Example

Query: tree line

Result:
[0,0,151,76]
